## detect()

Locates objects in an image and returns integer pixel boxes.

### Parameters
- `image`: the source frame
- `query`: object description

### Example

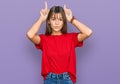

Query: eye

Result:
[59,18,63,21]
[51,17,55,20]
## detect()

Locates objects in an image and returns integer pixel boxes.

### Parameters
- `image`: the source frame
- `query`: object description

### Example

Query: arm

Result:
[72,18,93,42]
[26,18,43,45]
[26,1,49,45]
[64,5,93,42]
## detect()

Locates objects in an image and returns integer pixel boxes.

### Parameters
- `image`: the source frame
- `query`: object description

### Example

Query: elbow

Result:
[86,29,93,37]
[26,32,34,39]
[89,29,93,36]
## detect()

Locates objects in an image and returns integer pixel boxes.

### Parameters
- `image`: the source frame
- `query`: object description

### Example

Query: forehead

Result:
[51,13,62,18]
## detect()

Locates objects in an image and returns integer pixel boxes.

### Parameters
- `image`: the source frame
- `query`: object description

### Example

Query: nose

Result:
[55,19,59,25]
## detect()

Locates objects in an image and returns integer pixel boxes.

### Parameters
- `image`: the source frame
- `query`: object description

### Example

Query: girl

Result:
[26,2,92,84]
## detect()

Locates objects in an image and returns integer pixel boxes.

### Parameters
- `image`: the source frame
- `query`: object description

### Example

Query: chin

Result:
[52,28,62,32]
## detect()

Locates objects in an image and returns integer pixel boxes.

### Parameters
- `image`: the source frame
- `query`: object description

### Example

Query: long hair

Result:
[45,6,67,35]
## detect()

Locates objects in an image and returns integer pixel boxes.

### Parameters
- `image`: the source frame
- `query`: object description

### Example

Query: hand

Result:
[40,1,49,22]
[64,4,73,22]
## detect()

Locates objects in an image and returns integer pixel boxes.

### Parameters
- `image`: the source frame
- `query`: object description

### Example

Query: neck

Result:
[51,31,62,35]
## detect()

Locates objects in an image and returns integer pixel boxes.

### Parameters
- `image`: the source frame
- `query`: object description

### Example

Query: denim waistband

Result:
[46,72,71,79]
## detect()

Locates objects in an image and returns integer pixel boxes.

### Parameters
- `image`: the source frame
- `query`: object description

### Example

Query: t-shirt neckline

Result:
[50,33,65,37]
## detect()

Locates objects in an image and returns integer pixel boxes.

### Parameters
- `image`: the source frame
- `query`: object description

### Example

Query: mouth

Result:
[54,26,60,28]
[52,25,62,29]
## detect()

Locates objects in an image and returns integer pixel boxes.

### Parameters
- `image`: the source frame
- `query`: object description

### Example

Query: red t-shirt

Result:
[35,32,83,83]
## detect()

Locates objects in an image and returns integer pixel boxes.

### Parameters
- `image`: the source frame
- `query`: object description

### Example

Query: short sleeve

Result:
[72,32,83,47]
[34,34,43,50]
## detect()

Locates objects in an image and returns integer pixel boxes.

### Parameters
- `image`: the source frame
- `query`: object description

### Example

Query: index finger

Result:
[64,4,66,10]
[45,1,48,10]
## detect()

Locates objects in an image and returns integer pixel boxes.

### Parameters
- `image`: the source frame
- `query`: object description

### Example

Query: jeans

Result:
[44,72,74,84]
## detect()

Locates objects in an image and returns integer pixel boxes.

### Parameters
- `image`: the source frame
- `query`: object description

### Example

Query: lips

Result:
[54,26,60,28]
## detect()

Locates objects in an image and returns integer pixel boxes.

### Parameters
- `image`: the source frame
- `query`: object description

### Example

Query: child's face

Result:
[49,13,63,33]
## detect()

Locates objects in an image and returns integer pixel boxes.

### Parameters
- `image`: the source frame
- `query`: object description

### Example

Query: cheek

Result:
[60,22,64,26]
[50,21,55,25]
[49,21,54,26]
[50,23,55,27]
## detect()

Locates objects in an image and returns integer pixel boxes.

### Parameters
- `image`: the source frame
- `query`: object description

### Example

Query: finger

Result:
[69,9,72,15]
[64,4,67,10]
[40,10,43,16]
[41,10,44,15]
[47,9,50,13]
[67,8,71,12]
[65,9,70,14]
[45,1,48,10]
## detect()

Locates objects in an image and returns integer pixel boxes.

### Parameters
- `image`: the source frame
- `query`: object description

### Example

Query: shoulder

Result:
[38,34,50,38]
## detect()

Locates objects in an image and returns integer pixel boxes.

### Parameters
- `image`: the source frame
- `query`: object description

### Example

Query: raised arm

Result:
[72,18,93,42]
[64,5,93,42]
[26,1,49,45]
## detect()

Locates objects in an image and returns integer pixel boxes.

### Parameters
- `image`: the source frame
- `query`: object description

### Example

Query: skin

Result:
[26,2,93,84]
[49,13,63,35]
[26,1,93,45]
